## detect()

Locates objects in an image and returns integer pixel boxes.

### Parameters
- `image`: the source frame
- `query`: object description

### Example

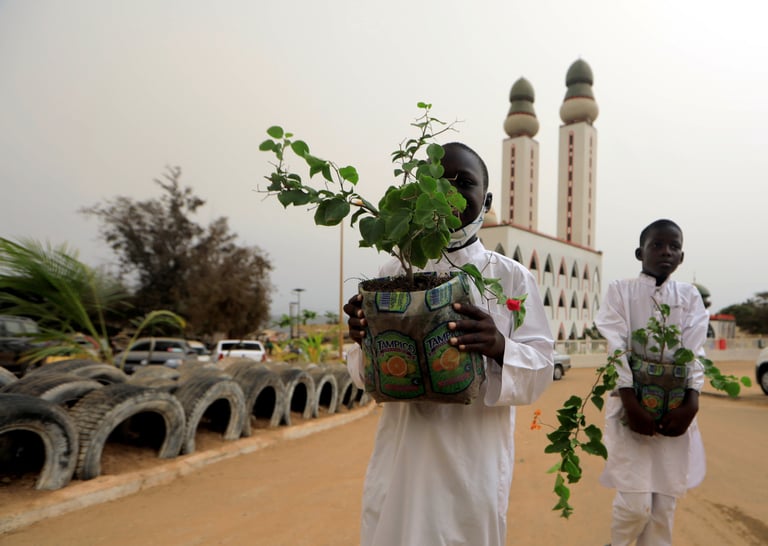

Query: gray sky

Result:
[1,0,766,322]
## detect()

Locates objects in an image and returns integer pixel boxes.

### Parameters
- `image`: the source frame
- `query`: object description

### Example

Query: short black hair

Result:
[443,142,489,190]
[639,219,683,246]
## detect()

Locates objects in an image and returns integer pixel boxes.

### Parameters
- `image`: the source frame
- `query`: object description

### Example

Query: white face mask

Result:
[447,208,485,250]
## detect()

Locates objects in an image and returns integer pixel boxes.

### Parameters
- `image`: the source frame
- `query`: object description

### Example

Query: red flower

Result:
[506,298,521,312]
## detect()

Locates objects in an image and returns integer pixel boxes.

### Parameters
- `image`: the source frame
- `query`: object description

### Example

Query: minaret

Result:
[557,59,599,248]
[500,77,539,230]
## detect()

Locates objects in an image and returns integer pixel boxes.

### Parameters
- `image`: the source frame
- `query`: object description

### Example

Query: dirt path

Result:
[1,361,767,545]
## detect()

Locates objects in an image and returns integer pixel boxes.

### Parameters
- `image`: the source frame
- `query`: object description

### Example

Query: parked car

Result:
[0,315,45,377]
[187,340,212,362]
[756,347,768,395]
[214,339,267,363]
[114,337,199,374]
[553,350,571,380]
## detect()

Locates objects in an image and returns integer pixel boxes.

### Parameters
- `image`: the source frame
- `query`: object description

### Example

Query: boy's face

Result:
[441,145,488,228]
[635,225,684,282]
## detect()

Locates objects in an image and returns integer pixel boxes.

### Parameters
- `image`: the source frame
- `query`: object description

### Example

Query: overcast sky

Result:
[1,0,766,323]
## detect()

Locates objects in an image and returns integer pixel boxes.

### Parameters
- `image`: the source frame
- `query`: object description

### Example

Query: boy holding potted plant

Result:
[595,219,708,546]
[344,142,554,546]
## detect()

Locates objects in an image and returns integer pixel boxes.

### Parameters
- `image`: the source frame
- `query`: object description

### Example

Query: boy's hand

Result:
[656,390,699,437]
[343,294,366,346]
[619,388,656,436]
[447,302,505,364]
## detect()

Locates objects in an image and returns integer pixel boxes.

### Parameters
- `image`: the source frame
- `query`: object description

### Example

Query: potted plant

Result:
[532,300,752,518]
[259,103,521,404]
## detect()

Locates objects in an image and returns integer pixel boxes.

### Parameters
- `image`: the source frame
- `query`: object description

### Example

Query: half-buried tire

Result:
[1,372,102,407]
[0,393,79,490]
[230,365,285,435]
[69,383,185,480]
[174,374,246,454]
[306,365,339,417]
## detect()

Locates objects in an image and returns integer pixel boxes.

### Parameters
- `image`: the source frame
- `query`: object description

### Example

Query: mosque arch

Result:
[557,290,567,320]
[582,267,590,290]
[593,266,601,293]
[582,293,590,320]
[558,257,568,288]
[570,293,579,321]
[528,251,540,283]
[571,261,580,288]
[592,294,601,318]
[542,288,554,319]
[557,323,567,341]
[494,243,507,256]
[543,254,554,287]
[569,323,579,340]
[513,246,523,263]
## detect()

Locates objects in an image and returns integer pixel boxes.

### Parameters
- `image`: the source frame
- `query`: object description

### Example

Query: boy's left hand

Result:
[656,390,699,437]
[447,302,505,364]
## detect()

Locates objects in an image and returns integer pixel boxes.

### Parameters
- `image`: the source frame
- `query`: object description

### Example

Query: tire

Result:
[69,383,186,480]
[0,366,18,388]
[759,363,768,395]
[276,367,315,426]
[306,366,339,417]
[68,364,128,385]
[1,372,102,407]
[0,393,79,490]
[331,367,357,410]
[174,375,246,454]
[553,364,564,381]
[231,366,285,435]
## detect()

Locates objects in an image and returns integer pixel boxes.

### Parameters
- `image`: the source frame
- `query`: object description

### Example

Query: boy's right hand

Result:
[619,388,656,436]
[343,294,366,345]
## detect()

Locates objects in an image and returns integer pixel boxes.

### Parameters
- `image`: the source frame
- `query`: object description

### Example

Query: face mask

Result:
[447,207,486,250]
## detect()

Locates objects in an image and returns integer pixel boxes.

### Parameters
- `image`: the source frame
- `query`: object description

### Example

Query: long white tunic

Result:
[347,241,554,546]
[595,273,708,497]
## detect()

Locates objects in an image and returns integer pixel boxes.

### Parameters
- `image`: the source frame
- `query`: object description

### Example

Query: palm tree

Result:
[0,237,184,366]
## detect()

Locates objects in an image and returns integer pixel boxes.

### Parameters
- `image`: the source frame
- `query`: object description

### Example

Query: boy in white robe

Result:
[595,219,708,546]
[344,142,554,546]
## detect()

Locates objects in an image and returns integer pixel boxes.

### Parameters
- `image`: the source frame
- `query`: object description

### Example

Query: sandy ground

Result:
[1,360,766,546]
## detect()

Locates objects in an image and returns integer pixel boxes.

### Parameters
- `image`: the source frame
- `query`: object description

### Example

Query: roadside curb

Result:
[0,402,378,536]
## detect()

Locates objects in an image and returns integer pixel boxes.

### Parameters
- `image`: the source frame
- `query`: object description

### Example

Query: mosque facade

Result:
[479,59,603,340]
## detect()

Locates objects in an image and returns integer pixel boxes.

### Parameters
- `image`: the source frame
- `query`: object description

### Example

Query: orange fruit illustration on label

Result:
[643,396,658,409]
[431,359,444,372]
[380,359,391,375]
[387,356,408,377]
[440,347,460,371]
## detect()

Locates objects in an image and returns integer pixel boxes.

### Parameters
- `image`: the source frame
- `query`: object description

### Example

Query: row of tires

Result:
[0,358,370,491]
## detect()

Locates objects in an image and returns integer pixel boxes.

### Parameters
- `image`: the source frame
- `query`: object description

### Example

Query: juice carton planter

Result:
[629,354,689,421]
[359,272,485,404]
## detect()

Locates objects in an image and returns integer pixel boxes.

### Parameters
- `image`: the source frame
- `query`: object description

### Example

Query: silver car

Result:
[114,337,199,374]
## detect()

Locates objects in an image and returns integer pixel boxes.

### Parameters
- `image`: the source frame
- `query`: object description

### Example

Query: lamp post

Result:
[292,288,305,338]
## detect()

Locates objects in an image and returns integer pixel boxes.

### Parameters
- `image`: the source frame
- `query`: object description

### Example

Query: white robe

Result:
[347,241,554,546]
[595,273,708,498]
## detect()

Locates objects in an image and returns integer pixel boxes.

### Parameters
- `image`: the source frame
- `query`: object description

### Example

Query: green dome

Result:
[509,77,535,103]
[564,59,595,100]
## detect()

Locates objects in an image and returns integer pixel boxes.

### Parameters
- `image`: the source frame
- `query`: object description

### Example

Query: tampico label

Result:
[424,281,453,311]
[374,331,423,399]
[424,323,475,395]
[375,291,411,313]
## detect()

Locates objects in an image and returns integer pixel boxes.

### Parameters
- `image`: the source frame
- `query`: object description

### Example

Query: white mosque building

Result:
[479,59,603,341]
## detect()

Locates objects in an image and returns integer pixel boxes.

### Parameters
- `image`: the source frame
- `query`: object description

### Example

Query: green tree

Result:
[0,238,184,365]
[720,292,768,335]
[82,166,273,337]
[324,311,339,325]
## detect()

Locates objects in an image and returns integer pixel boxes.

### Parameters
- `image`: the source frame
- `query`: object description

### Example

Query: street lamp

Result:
[292,288,305,338]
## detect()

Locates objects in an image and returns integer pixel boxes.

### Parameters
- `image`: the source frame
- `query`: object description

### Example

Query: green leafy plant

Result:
[534,300,752,518]
[0,237,186,369]
[259,102,505,302]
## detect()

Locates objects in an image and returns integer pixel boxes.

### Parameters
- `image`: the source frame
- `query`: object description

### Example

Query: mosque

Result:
[479,59,603,341]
